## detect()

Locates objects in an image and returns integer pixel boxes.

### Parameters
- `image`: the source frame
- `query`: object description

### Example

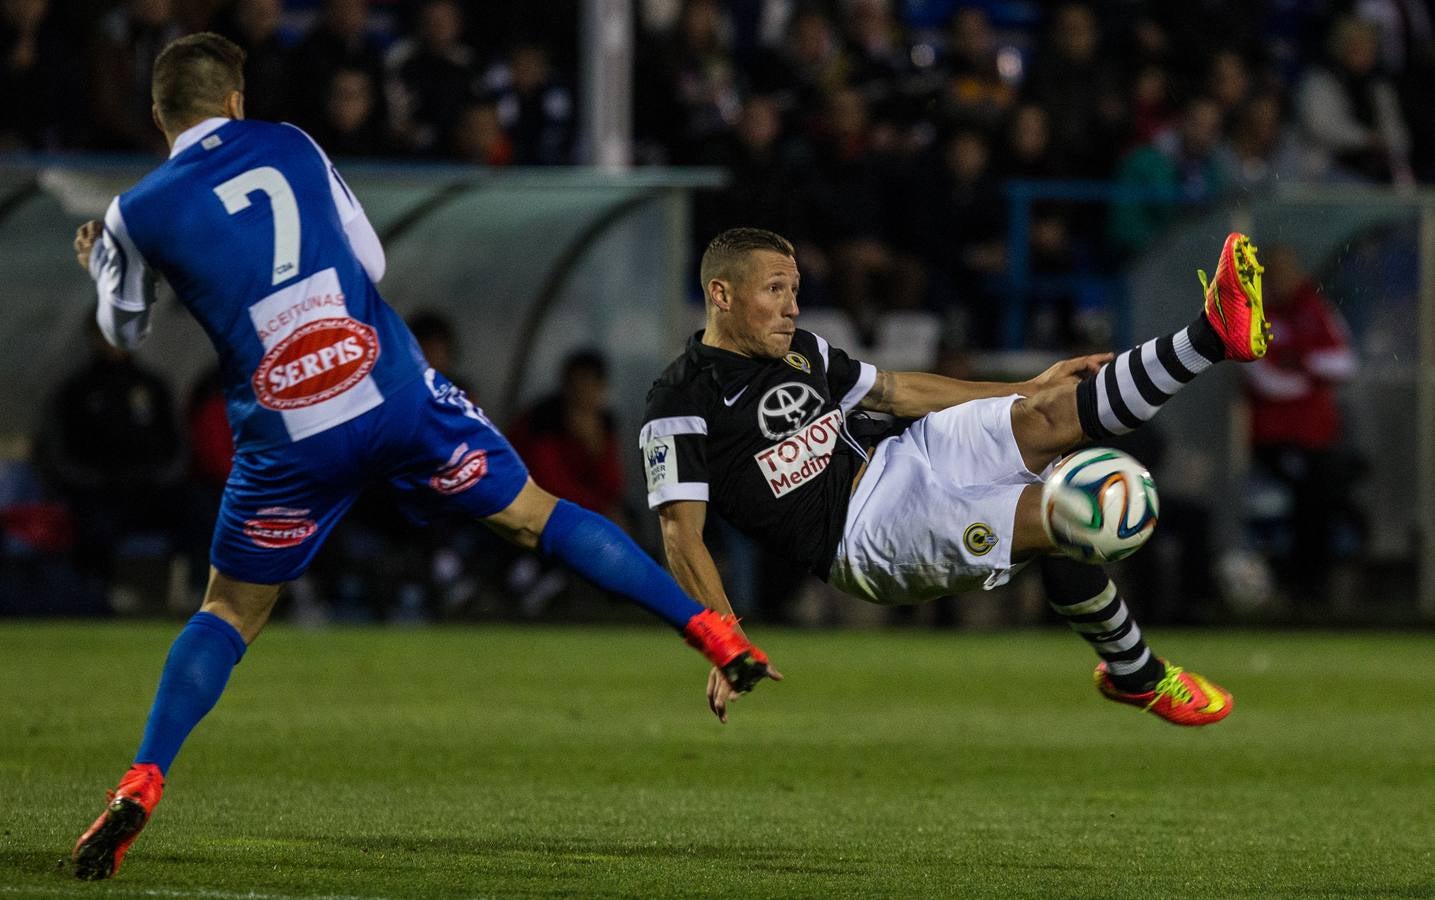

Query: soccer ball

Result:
[1041,448,1159,563]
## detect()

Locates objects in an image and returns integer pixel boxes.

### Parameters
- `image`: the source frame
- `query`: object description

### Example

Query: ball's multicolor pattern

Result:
[1041,448,1159,563]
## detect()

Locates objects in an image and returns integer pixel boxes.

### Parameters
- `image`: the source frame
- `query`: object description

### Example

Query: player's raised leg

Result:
[73,571,280,880]
[1008,231,1269,476]
[482,479,776,690]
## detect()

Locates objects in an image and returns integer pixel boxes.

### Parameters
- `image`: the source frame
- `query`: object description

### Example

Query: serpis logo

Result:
[429,445,489,495]
[244,511,318,549]
[252,317,379,411]
[646,442,669,467]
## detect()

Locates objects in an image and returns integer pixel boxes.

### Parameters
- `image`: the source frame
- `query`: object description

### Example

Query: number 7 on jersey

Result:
[214,166,301,286]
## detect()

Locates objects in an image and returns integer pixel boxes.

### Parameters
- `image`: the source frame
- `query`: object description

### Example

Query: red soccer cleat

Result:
[682,608,772,693]
[1094,660,1234,727]
[1198,231,1270,361]
[73,763,165,880]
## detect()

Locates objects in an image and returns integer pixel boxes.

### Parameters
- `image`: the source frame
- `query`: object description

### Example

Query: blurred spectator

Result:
[1110,97,1227,254]
[291,0,389,130]
[922,127,1005,347]
[638,0,741,163]
[1356,0,1435,180]
[0,0,75,151]
[385,0,479,155]
[89,0,182,153]
[483,42,574,165]
[1000,103,1066,179]
[696,94,811,247]
[507,350,625,521]
[182,366,231,590]
[214,0,291,122]
[407,308,475,394]
[1022,3,1125,176]
[1205,49,1252,127]
[308,67,392,157]
[939,5,1015,129]
[808,86,922,339]
[1355,0,1433,73]
[1126,63,1175,150]
[1296,15,1413,184]
[185,367,232,494]
[1218,93,1311,193]
[841,0,911,111]
[34,321,186,579]
[1147,2,1262,81]
[1243,244,1361,602]
[451,100,513,166]
[745,6,847,127]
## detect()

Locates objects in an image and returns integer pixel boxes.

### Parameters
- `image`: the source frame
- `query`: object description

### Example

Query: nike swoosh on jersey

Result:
[723,385,749,406]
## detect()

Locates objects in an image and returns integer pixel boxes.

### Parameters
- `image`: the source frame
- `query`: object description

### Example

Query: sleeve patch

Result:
[643,435,678,494]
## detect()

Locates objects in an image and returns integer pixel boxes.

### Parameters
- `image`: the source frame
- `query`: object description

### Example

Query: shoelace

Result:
[1145,665,1194,711]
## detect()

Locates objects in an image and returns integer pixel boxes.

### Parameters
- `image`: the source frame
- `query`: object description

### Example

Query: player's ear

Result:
[227,91,245,120]
[709,279,731,311]
[151,104,165,135]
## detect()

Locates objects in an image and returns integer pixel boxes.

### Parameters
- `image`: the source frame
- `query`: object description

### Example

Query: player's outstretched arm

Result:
[658,499,784,722]
[859,354,1111,419]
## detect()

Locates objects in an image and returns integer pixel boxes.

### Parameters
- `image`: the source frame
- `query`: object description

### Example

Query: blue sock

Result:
[539,500,704,630]
[134,611,247,775]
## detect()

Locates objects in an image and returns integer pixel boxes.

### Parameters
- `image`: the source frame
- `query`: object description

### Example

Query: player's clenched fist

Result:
[74,220,102,271]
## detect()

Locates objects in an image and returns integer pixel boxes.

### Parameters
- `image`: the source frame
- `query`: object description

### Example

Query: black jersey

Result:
[640,329,877,578]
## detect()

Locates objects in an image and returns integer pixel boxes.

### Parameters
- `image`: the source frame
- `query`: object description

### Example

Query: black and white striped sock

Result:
[1041,559,1164,692]
[1076,313,1226,439]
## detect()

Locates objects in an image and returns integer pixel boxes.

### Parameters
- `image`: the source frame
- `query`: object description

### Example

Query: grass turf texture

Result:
[2,623,1432,899]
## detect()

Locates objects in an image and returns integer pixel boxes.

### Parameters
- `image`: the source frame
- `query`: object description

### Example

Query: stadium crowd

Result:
[0,0,1394,620]
[3,0,1432,347]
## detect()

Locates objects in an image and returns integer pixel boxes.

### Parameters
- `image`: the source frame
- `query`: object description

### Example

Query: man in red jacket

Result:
[509,350,627,522]
[1243,244,1359,600]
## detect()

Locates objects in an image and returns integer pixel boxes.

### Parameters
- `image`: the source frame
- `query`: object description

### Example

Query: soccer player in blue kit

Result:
[68,33,777,881]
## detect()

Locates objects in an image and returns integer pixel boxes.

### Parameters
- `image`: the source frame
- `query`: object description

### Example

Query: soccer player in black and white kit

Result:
[642,227,1272,726]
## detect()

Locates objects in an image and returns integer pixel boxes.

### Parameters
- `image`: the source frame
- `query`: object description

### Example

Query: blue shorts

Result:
[211,369,528,584]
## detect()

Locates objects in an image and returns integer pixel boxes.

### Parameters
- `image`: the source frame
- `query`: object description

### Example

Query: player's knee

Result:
[200,572,281,643]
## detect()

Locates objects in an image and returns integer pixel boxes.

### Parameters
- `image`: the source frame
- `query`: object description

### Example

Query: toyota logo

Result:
[757,382,825,440]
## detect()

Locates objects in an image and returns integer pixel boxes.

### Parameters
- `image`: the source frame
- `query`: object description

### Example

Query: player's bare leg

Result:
[483,479,775,692]
[199,568,284,643]
[74,569,275,879]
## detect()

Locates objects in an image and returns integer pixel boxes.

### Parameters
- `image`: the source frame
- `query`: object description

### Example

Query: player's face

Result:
[732,251,800,358]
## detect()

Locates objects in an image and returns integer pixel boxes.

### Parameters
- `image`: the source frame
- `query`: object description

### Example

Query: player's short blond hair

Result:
[699,228,795,301]
[152,33,246,130]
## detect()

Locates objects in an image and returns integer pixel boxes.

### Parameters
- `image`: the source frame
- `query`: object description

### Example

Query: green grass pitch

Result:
[2,622,1432,898]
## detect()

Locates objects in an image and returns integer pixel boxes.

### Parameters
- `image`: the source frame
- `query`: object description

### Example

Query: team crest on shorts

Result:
[783,351,811,374]
[963,522,999,556]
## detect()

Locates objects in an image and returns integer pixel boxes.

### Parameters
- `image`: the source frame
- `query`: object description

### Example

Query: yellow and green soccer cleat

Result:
[1094,660,1233,726]
[1197,231,1271,361]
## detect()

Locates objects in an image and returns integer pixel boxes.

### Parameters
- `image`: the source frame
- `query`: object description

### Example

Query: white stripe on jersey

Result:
[839,362,877,413]
[646,482,710,508]
[812,332,831,372]
[638,415,708,447]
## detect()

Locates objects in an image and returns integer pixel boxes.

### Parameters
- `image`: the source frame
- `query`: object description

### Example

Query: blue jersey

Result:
[101,118,426,450]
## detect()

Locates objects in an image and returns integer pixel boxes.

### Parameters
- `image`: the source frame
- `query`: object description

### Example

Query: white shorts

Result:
[828,395,1040,604]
